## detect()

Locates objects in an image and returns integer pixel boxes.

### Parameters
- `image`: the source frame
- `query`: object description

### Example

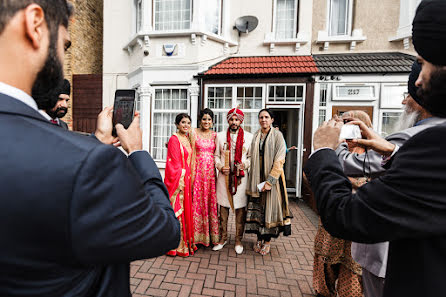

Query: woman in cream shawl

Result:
[246,109,292,256]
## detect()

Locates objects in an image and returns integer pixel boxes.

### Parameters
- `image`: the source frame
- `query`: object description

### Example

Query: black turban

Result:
[59,79,71,96]
[408,60,423,107]
[412,0,446,66]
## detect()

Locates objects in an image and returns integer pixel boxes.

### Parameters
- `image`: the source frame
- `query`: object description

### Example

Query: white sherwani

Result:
[214,130,253,209]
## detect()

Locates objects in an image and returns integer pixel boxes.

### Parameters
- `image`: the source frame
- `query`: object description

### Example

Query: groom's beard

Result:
[230,124,240,132]
[394,105,421,132]
[32,32,64,111]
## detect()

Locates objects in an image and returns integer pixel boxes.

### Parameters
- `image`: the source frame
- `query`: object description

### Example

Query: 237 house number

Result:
[347,89,360,95]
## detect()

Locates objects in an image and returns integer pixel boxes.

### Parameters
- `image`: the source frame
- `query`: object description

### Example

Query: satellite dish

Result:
[234,16,258,35]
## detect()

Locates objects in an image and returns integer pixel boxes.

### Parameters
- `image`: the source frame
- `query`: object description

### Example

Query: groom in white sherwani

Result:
[213,108,253,254]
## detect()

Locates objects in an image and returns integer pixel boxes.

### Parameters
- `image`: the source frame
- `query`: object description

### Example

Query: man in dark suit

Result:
[304,1,446,296]
[0,1,180,296]
[43,78,71,129]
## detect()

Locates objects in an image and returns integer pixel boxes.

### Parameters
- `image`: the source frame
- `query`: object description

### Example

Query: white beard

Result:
[394,106,421,132]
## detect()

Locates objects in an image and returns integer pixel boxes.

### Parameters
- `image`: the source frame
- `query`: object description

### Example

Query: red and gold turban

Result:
[226,108,244,123]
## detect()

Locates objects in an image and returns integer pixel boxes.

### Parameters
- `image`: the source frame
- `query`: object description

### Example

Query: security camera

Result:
[143,49,149,56]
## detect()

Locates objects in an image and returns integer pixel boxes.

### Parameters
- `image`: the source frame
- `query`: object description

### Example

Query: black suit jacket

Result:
[304,124,446,297]
[0,93,180,297]
[59,119,68,130]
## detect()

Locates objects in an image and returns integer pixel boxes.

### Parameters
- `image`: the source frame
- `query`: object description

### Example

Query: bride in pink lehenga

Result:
[191,108,220,247]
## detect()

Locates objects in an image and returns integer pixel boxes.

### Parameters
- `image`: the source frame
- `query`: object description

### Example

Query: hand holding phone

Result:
[112,90,136,136]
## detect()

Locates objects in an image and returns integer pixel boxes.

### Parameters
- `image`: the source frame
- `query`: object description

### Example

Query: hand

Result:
[262,182,272,192]
[313,119,343,150]
[289,146,297,150]
[116,112,142,154]
[348,121,396,156]
[236,163,245,170]
[95,106,119,145]
[222,167,230,176]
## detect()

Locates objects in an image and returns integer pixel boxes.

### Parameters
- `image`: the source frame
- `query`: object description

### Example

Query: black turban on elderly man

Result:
[408,61,423,107]
[412,0,446,66]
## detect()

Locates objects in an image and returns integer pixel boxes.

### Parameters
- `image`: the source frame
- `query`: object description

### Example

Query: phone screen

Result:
[113,90,136,135]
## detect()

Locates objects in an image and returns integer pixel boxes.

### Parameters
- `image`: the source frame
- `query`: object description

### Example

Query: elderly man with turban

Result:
[213,108,253,254]
[304,0,446,296]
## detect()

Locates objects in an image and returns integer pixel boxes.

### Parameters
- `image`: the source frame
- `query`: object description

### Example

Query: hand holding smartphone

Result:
[112,90,136,136]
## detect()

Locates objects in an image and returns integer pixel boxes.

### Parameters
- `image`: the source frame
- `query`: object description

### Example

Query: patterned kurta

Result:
[192,131,220,246]
[214,130,253,209]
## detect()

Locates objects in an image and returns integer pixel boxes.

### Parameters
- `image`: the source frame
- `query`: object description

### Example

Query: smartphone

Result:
[112,89,136,136]
[340,124,361,140]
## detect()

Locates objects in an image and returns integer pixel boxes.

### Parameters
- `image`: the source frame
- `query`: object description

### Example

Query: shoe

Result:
[259,243,270,256]
[212,241,227,251]
[235,245,244,254]
[253,241,262,253]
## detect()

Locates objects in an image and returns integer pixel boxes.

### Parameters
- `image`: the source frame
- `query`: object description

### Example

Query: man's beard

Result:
[230,124,240,132]
[417,67,446,118]
[47,107,68,119]
[31,32,64,111]
[394,105,421,131]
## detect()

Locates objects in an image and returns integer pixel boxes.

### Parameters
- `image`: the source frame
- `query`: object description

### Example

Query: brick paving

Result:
[130,199,317,297]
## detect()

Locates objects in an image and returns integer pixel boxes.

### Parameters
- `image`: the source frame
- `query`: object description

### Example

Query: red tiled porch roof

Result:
[202,56,319,76]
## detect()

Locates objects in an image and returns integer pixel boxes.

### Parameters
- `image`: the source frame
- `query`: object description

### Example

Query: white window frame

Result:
[204,84,266,133]
[135,0,143,33]
[327,0,353,37]
[203,0,222,35]
[150,87,190,162]
[332,83,379,101]
[378,109,403,137]
[153,0,192,32]
[273,0,299,40]
[266,83,306,105]
[380,83,406,109]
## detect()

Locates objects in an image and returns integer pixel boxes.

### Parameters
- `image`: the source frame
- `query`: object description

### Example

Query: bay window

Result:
[204,0,221,35]
[154,0,191,31]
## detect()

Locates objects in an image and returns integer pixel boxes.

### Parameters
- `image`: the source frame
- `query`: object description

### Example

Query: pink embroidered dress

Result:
[191,130,220,246]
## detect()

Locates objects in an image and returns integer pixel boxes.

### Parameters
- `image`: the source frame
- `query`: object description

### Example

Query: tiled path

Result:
[130,200,318,297]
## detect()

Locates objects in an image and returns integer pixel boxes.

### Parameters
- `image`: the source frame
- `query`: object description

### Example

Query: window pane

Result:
[204,0,221,34]
[242,112,259,133]
[286,86,295,99]
[275,86,285,101]
[275,0,297,39]
[155,0,191,31]
[319,84,327,106]
[381,85,405,108]
[269,86,275,100]
[329,0,349,36]
[381,112,402,137]
[318,110,326,127]
[152,88,188,161]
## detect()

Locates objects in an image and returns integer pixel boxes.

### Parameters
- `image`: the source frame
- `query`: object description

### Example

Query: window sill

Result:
[316,29,366,51]
[389,32,412,50]
[263,32,309,53]
[123,30,238,54]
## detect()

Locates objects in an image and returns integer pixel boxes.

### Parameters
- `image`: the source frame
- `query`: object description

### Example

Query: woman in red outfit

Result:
[164,113,197,257]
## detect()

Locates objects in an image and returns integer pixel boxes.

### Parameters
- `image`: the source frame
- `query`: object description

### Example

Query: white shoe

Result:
[235,245,244,255]
[212,241,227,251]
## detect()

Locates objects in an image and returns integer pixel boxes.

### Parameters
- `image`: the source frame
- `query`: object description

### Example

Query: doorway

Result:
[332,105,374,122]
[270,107,304,198]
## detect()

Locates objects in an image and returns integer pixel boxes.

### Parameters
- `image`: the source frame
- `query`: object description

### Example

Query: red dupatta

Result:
[164,134,188,217]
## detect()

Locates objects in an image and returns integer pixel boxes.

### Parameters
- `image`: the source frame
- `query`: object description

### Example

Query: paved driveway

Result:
[131,200,318,297]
